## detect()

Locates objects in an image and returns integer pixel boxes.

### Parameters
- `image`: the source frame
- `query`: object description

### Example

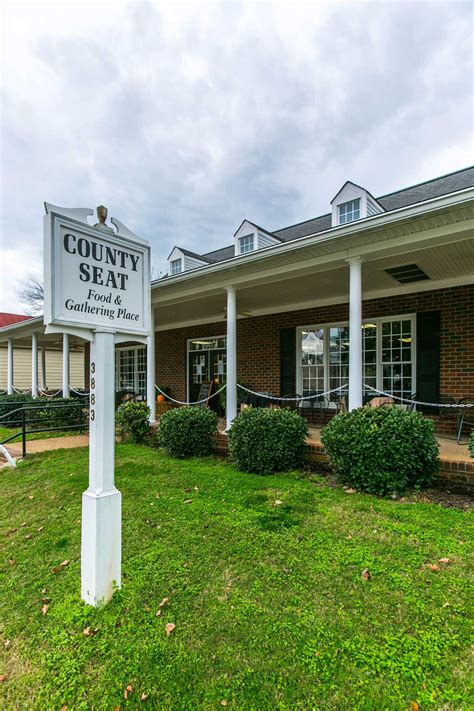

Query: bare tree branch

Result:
[16,273,44,314]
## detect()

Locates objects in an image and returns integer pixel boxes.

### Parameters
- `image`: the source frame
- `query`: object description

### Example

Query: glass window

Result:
[297,315,414,400]
[300,329,325,395]
[381,318,413,398]
[338,199,361,224]
[170,258,182,275]
[329,326,350,392]
[116,346,147,397]
[239,234,254,254]
[189,337,227,351]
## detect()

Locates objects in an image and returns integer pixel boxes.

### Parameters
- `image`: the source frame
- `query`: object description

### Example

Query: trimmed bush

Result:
[228,407,308,475]
[116,401,151,443]
[158,406,217,457]
[0,394,85,430]
[0,393,35,426]
[321,406,439,496]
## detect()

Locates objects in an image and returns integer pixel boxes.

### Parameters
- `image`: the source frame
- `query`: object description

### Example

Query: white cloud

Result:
[0,0,472,312]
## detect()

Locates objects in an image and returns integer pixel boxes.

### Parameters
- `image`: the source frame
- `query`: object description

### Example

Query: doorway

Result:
[188,336,227,403]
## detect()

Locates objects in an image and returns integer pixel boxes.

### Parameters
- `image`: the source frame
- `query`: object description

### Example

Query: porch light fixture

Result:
[384,264,430,284]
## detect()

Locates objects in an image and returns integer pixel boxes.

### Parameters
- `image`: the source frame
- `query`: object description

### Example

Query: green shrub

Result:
[116,401,151,443]
[0,393,35,426]
[321,406,439,496]
[469,430,474,459]
[158,406,217,457]
[228,407,308,475]
[0,394,86,430]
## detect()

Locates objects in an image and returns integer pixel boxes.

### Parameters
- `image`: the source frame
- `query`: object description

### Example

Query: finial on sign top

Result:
[93,205,115,234]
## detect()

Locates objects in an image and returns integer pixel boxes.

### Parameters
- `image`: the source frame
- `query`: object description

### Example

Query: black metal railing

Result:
[0,402,89,457]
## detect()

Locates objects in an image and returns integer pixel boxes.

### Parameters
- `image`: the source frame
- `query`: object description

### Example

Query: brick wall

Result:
[155,284,474,406]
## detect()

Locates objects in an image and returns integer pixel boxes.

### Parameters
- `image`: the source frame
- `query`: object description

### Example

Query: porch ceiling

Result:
[153,231,474,330]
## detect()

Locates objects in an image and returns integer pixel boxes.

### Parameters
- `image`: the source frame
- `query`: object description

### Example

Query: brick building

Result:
[1,167,473,434]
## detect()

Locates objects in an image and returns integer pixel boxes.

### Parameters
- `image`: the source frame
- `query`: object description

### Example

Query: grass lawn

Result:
[1,446,472,709]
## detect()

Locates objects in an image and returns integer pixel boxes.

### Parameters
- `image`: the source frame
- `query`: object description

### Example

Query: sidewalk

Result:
[4,434,89,459]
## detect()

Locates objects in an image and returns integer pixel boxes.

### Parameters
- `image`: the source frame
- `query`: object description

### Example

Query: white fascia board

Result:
[151,188,474,291]
[168,247,184,262]
[0,316,44,341]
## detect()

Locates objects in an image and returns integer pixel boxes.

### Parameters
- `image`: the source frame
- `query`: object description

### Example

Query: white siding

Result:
[257,232,281,249]
[0,346,85,390]
[367,194,384,217]
[183,254,208,270]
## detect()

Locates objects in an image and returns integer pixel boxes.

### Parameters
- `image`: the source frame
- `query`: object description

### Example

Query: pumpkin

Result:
[157,394,166,403]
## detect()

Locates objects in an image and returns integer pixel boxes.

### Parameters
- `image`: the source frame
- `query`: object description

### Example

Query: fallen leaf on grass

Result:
[410,703,419,711]
[0,675,8,682]
[25,534,32,540]
[165,623,175,636]
[220,701,228,707]
[37,527,44,533]
[361,569,371,581]
[28,495,34,500]
[42,588,47,594]
[60,706,67,710]
[6,528,17,536]
[344,487,357,494]
[158,597,170,609]
[427,563,439,572]
[52,560,70,574]
[438,557,450,564]
[41,604,49,615]
[124,684,134,699]
[155,609,162,617]
[83,627,98,637]
[8,559,16,566]
[273,500,283,507]
[3,639,11,648]
[21,522,26,528]
[42,597,51,604]
[140,693,148,702]
[442,602,450,608]
[183,499,192,504]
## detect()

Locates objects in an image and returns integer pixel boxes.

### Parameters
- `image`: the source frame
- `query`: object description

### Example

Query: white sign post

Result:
[43,204,150,606]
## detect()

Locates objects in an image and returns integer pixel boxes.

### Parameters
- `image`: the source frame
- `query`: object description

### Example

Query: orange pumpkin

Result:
[157,394,166,403]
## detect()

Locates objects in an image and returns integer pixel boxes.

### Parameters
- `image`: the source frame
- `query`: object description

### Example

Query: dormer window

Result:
[238,234,254,254]
[338,199,361,225]
[170,258,182,275]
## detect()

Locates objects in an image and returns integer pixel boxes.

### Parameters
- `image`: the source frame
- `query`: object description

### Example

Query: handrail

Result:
[0,401,89,457]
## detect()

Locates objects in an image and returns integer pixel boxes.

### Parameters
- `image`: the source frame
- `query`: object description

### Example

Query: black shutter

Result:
[416,311,440,410]
[280,328,296,397]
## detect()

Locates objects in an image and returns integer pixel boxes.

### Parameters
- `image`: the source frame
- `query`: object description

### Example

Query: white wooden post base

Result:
[81,329,121,606]
[81,490,121,605]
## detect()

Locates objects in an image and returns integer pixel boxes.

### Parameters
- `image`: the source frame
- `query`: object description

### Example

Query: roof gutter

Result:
[151,187,474,290]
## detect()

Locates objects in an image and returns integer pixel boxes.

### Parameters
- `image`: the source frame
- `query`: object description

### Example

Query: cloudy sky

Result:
[0,0,472,313]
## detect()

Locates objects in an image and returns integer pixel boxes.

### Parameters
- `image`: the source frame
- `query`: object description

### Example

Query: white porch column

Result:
[147,308,156,423]
[347,257,364,410]
[40,348,47,390]
[226,286,237,430]
[7,338,14,395]
[31,333,39,398]
[62,333,70,398]
[81,329,121,606]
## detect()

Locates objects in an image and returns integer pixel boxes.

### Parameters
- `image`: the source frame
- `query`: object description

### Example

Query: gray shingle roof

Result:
[175,167,474,269]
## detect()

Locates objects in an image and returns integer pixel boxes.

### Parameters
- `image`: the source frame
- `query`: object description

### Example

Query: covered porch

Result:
[152,194,473,437]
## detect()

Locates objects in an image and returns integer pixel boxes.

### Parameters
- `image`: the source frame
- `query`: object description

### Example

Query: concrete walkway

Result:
[4,434,89,459]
